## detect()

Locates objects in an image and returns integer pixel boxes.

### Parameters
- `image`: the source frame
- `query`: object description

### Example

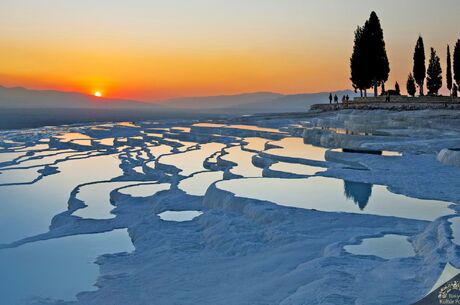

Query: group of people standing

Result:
[329,93,350,104]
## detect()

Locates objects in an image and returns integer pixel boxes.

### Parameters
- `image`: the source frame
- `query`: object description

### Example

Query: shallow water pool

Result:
[265,137,327,162]
[221,146,262,177]
[269,162,325,176]
[0,229,134,304]
[178,171,224,196]
[119,183,170,197]
[158,210,203,222]
[216,177,453,221]
[160,143,225,175]
[0,154,123,244]
[344,234,415,259]
[73,181,142,219]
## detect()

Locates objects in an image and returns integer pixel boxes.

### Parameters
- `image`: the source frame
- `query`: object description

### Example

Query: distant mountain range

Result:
[0,86,155,109]
[184,91,357,113]
[159,92,284,110]
[0,85,356,114]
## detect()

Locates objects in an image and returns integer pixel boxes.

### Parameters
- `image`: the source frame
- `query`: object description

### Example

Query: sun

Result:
[94,91,102,97]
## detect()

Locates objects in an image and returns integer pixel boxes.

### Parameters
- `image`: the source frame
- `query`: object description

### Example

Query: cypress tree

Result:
[407,74,416,97]
[447,45,453,95]
[453,84,458,97]
[454,39,460,88]
[413,36,426,96]
[364,12,390,96]
[350,26,363,96]
[426,48,443,95]
[350,26,372,97]
[395,82,400,95]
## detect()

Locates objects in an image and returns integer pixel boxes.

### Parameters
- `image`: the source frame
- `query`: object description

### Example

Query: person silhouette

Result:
[334,94,338,104]
[346,95,349,102]
[329,93,332,104]
[385,92,390,102]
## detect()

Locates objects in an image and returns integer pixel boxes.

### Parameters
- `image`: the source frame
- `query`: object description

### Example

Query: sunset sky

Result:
[1,0,459,101]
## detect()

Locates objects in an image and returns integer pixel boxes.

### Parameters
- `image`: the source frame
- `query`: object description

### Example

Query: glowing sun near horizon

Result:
[94,91,102,97]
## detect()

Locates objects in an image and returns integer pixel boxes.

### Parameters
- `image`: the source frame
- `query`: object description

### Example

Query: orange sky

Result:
[1,0,459,101]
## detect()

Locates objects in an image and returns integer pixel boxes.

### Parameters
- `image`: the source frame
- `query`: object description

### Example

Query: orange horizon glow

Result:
[0,43,349,101]
[1,1,459,101]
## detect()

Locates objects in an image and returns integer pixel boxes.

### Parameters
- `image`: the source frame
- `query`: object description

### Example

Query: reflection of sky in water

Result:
[97,138,115,146]
[221,146,263,177]
[381,151,402,156]
[72,139,92,146]
[269,162,325,176]
[2,150,77,169]
[158,210,203,222]
[161,143,224,175]
[0,167,41,184]
[192,123,226,128]
[31,149,73,157]
[0,229,134,305]
[227,124,280,133]
[147,144,173,158]
[165,139,197,152]
[0,155,122,244]
[171,127,191,133]
[3,139,21,144]
[119,183,170,197]
[242,137,269,151]
[16,143,49,151]
[217,177,453,221]
[0,151,25,163]
[0,120,453,304]
[144,132,163,138]
[56,132,92,142]
[266,137,327,162]
[144,127,169,132]
[193,123,281,133]
[73,181,142,219]
[344,234,415,259]
[178,171,224,196]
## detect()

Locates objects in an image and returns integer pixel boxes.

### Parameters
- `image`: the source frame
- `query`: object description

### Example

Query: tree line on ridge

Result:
[350,11,460,98]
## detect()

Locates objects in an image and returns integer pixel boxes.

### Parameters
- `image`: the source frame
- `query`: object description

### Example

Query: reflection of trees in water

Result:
[343,180,373,210]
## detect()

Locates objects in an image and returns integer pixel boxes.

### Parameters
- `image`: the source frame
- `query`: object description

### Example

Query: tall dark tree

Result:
[407,74,416,97]
[454,39,460,89]
[426,48,443,95]
[350,26,363,96]
[350,26,372,97]
[364,11,390,96]
[453,84,458,97]
[447,45,453,95]
[395,81,400,95]
[350,12,389,97]
[413,36,426,96]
